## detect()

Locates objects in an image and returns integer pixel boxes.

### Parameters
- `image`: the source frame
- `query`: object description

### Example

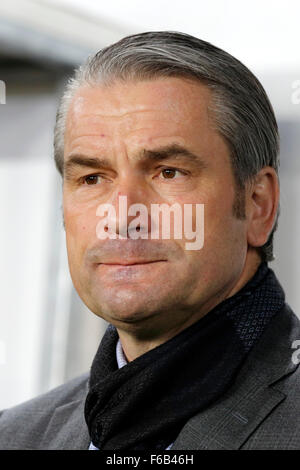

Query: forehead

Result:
[66,77,212,133]
[63,77,232,179]
[63,77,230,168]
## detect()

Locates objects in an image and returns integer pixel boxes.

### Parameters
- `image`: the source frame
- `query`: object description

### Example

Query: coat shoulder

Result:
[237,305,300,449]
[172,304,300,450]
[242,363,300,449]
[0,373,89,449]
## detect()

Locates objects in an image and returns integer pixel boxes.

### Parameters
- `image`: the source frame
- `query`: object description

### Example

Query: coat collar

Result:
[41,306,299,450]
[172,305,299,450]
[40,379,91,450]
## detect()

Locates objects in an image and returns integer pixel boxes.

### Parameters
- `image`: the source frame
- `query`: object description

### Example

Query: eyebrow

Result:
[138,144,207,169]
[64,143,206,179]
[64,155,112,180]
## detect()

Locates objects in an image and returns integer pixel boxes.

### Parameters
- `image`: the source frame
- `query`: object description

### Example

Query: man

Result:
[0,31,299,450]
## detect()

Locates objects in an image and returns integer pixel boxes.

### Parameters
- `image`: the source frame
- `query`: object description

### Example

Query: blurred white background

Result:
[0,0,299,408]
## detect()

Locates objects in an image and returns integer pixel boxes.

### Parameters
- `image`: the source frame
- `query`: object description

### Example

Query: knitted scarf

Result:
[84,262,285,450]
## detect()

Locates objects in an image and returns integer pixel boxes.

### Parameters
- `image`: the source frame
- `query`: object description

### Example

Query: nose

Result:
[104,175,153,239]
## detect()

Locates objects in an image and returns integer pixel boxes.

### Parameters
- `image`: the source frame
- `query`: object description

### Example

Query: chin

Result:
[92,293,165,328]
[99,309,160,334]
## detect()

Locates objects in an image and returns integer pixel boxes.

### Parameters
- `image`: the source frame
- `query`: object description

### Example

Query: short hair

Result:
[54,31,280,262]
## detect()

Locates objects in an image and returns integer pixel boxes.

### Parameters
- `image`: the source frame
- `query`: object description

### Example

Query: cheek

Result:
[64,203,97,262]
[206,179,235,219]
[204,205,247,265]
[200,185,243,247]
[64,191,97,231]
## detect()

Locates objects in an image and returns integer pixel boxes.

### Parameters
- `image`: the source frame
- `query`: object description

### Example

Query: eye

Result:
[83,174,103,185]
[159,168,185,179]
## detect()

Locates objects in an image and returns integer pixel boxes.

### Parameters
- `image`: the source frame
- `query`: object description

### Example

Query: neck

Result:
[117,249,263,362]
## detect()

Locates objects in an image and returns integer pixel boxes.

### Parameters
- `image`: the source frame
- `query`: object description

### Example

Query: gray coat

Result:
[0,304,299,450]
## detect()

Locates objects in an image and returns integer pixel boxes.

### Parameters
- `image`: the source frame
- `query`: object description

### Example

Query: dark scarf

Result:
[84,262,285,450]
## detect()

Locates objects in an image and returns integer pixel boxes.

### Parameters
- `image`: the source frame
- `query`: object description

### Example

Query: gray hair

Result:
[54,31,280,262]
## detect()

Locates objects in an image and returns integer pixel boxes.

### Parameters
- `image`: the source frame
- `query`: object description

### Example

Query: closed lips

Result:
[100,260,166,266]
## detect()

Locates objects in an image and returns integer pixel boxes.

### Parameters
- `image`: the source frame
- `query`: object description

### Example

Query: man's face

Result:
[63,77,249,334]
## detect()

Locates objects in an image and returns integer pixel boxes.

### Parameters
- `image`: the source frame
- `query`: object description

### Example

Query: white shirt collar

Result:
[116,338,128,368]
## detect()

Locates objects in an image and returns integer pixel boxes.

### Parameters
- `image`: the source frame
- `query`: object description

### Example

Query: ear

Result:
[246,167,279,248]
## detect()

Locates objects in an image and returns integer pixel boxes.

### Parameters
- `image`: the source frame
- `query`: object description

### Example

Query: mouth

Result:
[94,260,168,283]
[98,260,167,266]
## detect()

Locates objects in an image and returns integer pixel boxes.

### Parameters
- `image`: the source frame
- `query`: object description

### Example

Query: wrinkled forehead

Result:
[64,78,217,155]
[66,77,213,127]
